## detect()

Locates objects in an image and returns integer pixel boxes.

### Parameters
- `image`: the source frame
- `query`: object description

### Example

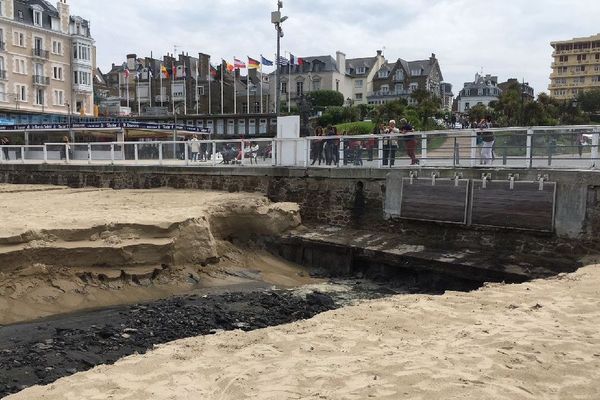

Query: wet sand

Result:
[8,264,600,400]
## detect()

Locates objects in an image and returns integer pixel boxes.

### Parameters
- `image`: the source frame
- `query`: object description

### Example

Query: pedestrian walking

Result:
[189,135,200,162]
[400,118,419,165]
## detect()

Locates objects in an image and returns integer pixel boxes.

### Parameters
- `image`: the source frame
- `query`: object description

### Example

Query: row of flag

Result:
[122,53,305,80]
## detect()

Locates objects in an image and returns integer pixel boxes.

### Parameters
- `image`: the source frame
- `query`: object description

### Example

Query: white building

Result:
[456,73,501,113]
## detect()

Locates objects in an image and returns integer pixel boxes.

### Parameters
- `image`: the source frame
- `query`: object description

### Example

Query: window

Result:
[52,66,63,80]
[16,84,27,102]
[73,43,91,61]
[33,10,42,26]
[380,85,389,93]
[356,67,366,74]
[559,55,569,62]
[411,69,421,76]
[13,32,24,47]
[394,70,404,80]
[355,79,363,88]
[336,80,339,92]
[17,10,23,20]
[53,90,64,105]
[74,70,91,86]
[281,81,287,93]
[296,81,304,96]
[355,93,363,100]
[34,63,43,77]
[0,83,5,102]
[35,88,44,105]
[0,1,3,17]
[0,56,4,72]
[409,83,419,92]
[394,84,403,94]
[52,41,62,55]
[464,102,470,110]
[15,59,25,74]
[378,70,389,78]
[312,79,320,91]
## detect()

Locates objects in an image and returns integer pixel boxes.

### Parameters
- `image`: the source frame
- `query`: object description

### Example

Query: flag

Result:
[277,56,289,65]
[210,64,218,78]
[247,57,260,69]
[124,69,130,79]
[160,65,169,79]
[234,58,246,69]
[261,55,273,66]
[289,53,295,65]
[172,62,176,79]
[225,60,234,73]
[176,64,186,79]
[297,57,304,66]
[148,65,154,78]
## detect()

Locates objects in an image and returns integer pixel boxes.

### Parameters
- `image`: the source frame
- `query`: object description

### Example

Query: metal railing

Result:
[33,75,50,85]
[0,126,599,170]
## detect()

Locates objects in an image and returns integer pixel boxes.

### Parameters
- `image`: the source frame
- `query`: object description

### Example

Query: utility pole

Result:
[272,1,287,116]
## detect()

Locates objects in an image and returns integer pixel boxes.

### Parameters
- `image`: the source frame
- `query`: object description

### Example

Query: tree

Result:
[306,90,344,108]
[467,104,490,122]
[577,89,600,114]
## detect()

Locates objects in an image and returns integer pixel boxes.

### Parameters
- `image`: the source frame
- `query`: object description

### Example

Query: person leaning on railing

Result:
[479,120,495,165]
[1,137,9,160]
[400,118,419,165]
[383,120,399,166]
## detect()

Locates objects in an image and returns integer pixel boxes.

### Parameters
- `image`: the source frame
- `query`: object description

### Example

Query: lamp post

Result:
[65,101,73,142]
[272,1,288,116]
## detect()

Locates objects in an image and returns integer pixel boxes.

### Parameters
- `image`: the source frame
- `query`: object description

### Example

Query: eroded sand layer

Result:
[0,184,307,324]
[10,265,600,400]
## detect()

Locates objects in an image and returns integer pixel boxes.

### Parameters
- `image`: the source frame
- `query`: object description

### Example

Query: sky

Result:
[70,0,600,97]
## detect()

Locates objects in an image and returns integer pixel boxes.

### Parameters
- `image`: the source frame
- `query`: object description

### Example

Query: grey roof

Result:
[346,56,377,77]
[16,0,58,16]
[407,59,433,76]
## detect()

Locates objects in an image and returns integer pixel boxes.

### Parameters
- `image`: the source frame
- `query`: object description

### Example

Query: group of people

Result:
[188,135,212,162]
[309,118,418,167]
[476,118,495,165]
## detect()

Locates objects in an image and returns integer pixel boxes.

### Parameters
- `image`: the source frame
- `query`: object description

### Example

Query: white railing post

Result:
[304,137,310,168]
[20,146,25,164]
[592,128,599,167]
[377,138,383,168]
[110,143,115,165]
[240,139,245,165]
[211,141,217,166]
[526,129,533,168]
[43,144,48,164]
[158,142,163,165]
[294,139,298,166]
[271,139,276,166]
[421,133,428,166]
[134,143,138,163]
[65,144,70,164]
[87,143,92,164]
[470,130,478,167]
[184,141,189,166]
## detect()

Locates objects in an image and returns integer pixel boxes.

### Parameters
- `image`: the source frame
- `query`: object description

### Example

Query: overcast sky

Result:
[71,0,600,96]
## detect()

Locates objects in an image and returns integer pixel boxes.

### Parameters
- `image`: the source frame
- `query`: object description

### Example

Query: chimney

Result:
[336,51,346,74]
[126,54,136,70]
[57,0,70,34]
[430,53,436,63]
[376,50,382,56]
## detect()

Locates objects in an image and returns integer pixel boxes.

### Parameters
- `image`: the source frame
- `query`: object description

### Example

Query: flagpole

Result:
[233,56,237,115]
[246,66,250,114]
[160,66,163,108]
[183,64,187,116]
[137,75,141,116]
[126,72,130,110]
[260,66,263,114]
[220,60,224,115]
[196,60,199,115]
[287,52,291,113]
[208,56,212,115]
[149,66,153,108]
[171,62,175,115]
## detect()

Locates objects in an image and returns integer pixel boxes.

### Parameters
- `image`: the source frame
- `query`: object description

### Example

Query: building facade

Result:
[456,73,501,113]
[368,53,444,105]
[346,50,386,105]
[498,78,534,101]
[0,0,94,117]
[440,82,454,111]
[549,33,600,100]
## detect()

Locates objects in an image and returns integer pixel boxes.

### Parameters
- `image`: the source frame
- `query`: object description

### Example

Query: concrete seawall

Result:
[1,164,599,266]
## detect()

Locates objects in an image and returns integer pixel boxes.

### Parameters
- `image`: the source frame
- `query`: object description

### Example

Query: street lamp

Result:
[272,0,288,116]
[65,101,73,142]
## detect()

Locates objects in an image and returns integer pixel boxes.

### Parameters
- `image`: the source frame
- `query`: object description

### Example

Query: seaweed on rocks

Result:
[0,289,336,398]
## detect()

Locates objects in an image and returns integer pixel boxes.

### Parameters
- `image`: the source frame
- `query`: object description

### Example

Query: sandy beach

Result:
[0,185,306,324]
[8,263,600,399]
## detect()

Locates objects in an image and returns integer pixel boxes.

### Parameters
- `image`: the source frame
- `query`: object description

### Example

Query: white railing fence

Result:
[1,125,599,169]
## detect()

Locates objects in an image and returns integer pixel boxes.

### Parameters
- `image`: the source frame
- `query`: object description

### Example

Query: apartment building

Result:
[456,73,501,113]
[549,33,600,100]
[0,0,94,117]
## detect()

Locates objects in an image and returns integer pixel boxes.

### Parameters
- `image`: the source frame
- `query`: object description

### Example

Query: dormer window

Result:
[17,10,24,20]
[33,10,42,26]
[356,67,366,75]
[378,70,389,78]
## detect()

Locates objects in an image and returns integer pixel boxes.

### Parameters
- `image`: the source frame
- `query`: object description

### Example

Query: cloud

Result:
[72,0,600,96]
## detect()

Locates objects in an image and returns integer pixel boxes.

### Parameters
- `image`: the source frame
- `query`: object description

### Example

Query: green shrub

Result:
[334,121,375,135]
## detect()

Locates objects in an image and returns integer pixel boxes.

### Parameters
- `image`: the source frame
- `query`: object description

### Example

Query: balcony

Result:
[32,48,49,60]
[0,70,6,80]
[33,75,50,86]
[368,89,411,98]
[0,41,5,51]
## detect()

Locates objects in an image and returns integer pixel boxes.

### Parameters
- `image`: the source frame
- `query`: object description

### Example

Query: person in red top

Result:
[400,118,419,165]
